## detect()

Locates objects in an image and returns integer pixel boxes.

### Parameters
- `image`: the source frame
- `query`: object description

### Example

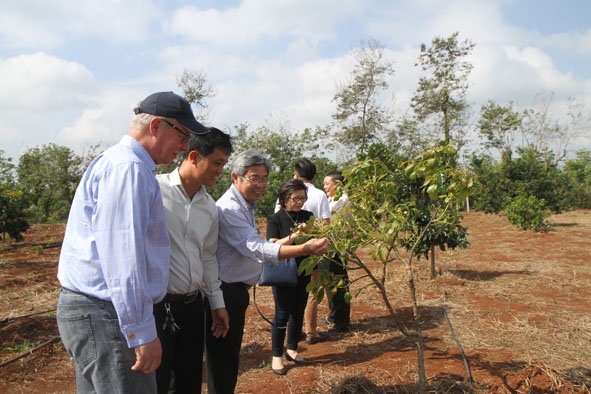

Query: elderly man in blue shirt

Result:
[205,150,329,394]
[56,91,208,394]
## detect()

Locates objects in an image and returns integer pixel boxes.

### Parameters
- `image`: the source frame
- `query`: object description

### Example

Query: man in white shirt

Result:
[290,159,331,344]
[155,127,232,394]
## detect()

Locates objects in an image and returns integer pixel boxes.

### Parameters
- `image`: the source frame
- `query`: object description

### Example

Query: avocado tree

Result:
[299,143,474,393]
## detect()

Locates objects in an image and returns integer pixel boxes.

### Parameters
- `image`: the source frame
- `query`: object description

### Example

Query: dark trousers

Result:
[271,272,310,356]
[205,282,250,394]
[154,294,205,394]
[327,254,350,328]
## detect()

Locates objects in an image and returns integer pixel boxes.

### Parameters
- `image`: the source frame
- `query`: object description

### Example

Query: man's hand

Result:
[303,237,329,256]
[210,307,230,338]
[131,337,162,374]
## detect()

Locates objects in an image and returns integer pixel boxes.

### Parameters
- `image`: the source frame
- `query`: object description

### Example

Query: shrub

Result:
[504,193,551,232]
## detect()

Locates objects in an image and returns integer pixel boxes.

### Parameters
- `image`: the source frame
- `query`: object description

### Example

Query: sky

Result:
[1,0,590,161]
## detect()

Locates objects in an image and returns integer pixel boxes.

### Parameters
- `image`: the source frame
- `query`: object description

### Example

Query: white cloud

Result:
[57,87,142,151]
[0,52,96,109]
[543,30,591,56]
[0,52,100,157]
[0,0,160,50]
[1,0,590,160]
[167,0,364,50]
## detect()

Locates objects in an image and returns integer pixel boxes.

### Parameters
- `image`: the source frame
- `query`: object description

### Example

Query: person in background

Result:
[322,170,351,333]
[56,91,207,394]
[154,127,232,393]
[266,179,314,375]
[205,150,329,394]
[289,159,331,345]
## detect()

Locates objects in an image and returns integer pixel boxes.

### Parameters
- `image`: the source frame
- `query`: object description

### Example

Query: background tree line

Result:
[1,32,590,241]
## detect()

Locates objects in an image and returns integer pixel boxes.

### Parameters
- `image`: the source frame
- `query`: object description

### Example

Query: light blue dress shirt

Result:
[216,184,281,286]
[57,135,170,347]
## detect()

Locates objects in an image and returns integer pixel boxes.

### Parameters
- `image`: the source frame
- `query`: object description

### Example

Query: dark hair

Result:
[277,179,307,209]
[326,170,344,184]
[188,127,233,158]
[294,158,316,181]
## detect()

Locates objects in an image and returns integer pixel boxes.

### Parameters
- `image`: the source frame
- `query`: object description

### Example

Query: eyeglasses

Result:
[288,196,307,203]
[160,118,191,144]
[242,175,269,186]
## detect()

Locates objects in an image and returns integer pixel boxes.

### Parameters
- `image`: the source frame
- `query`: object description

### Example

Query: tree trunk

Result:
[429,245,436,278]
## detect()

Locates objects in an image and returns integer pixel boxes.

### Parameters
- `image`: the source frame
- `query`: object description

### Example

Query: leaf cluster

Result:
[505,192,551,232]
[300,143,474,307]
[0,183,30,242]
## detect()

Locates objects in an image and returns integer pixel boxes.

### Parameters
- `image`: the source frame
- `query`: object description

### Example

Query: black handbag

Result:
[258,258,298,287]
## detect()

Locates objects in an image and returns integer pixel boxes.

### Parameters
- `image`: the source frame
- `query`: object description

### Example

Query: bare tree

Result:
[411,32,475,148]
[332,38,395,157]
[478,100,525,162]
[522,91,590,166]
[176,68,215,121]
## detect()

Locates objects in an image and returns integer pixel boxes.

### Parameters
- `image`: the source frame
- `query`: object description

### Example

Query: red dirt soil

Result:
[1,211,590,393]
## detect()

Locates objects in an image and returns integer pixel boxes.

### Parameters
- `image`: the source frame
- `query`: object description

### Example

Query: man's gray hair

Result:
[231,149,272,176]
[132,101,155,128]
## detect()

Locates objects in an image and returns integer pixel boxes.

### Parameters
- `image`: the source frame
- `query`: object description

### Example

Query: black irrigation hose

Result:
[0,308,56,324]
[442,306,473,385]
[0,336,61,369]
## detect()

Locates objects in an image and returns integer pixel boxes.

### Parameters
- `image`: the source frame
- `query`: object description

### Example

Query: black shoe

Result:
[272,367,287,375]
[305,331,327,345]
[298,332,306,342]
[328,325,350,333]
[285,352,310,366]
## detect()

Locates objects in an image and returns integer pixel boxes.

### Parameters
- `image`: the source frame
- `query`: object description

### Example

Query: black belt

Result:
[164,291,200,304]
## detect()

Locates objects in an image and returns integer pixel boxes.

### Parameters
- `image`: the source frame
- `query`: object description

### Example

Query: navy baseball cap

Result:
[134,91,208,135]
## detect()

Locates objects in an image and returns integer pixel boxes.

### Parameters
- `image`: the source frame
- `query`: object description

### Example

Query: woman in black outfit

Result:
[266,179,314,375]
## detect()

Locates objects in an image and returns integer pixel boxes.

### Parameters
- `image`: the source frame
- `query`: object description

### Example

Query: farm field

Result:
[0,211,590,393]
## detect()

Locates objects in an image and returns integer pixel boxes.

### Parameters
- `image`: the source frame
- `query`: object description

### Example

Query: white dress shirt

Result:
[157,168,225,310]
[302,182,331,220]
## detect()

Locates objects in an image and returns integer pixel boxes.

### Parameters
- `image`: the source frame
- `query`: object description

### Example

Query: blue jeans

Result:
[56,288,157,394]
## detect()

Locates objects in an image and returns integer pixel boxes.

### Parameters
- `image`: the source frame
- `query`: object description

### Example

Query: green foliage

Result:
[0,150,16,185]
[0,183,30,242]
[468,153,510,213]
[5,339,40,352]
[401,144,473,257]
[562,150,591,209]
[176,68,215,112]
[411,32,474,146]
[361,142,406,171]
[17,143,84,223]
[300,143,474,292]
[469,146,581,214]
[505,193,551,232]
[386,116,429,159]
[502,146,564,213]
[297,141,474,391]
[332,38,394,157]
[478,100,525,159]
